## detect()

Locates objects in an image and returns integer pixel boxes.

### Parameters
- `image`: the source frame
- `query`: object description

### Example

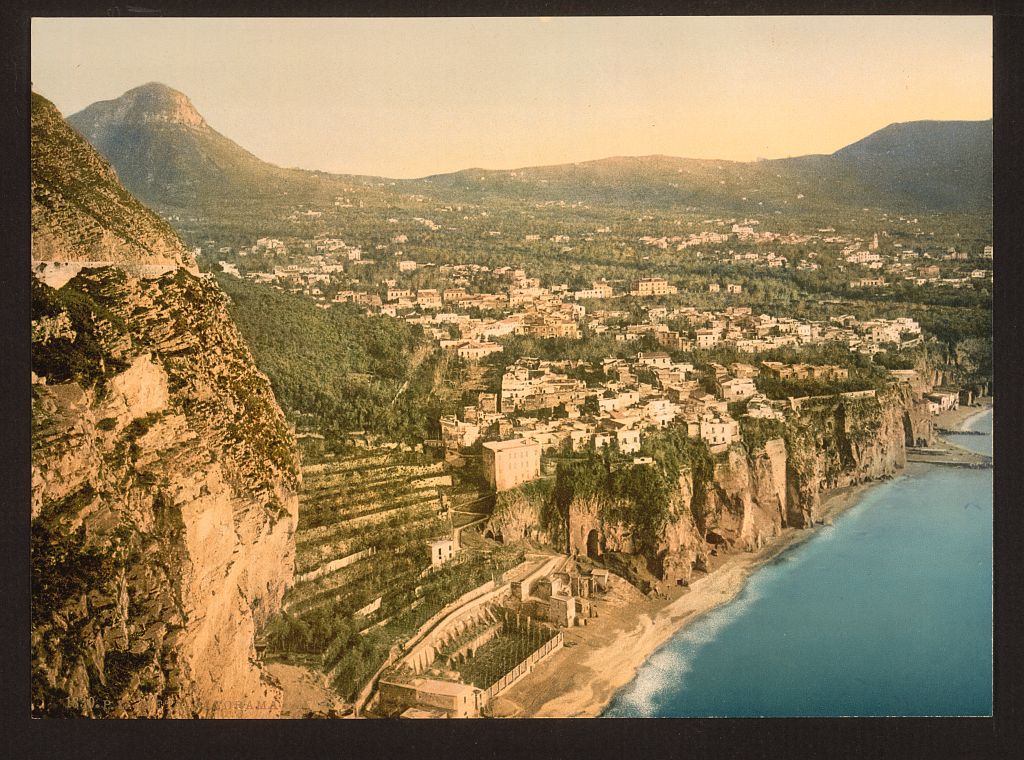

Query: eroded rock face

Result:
[658,473,707,585]
[32,268,300,718]
[783,386,931,527]
[31,90,299,719]
[485,489,552,546]
[518,387,929,588]
[567,494,603,559]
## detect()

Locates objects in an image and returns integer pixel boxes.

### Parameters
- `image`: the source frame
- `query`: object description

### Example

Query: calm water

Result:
[604,409,993,717]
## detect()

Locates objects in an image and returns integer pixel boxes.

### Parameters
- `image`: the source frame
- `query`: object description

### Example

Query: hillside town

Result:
[203,228,981,474]
[209,218,993,302]
[29,12,996,730]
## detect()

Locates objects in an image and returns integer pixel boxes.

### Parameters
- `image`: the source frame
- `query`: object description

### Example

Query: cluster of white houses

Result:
[445,342,972,498]
[581,305,922,357]
[443,353,840,492]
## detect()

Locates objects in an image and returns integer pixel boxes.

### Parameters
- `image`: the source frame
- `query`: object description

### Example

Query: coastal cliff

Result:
[31,92,300,718]
[486,385,932,591]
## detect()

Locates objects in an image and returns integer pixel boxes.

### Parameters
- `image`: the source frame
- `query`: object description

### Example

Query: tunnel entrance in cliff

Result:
[586,529,601,560]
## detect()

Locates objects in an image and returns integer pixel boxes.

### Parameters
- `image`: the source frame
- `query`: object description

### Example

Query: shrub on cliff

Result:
[638,425,715,526]
[31,278,129,386]
[552,456,608,531]
[739,417,786,452]
[551,429,715,559]
[604,464,672,559]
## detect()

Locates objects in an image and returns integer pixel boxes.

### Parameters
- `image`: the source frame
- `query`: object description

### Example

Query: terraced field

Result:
[265,443,523,702]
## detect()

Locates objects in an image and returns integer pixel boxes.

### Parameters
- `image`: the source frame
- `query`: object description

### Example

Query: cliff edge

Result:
[30,92,300,718]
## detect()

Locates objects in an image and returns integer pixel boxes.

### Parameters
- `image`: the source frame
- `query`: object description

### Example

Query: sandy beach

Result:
[934,397,993,435]
[490,399,994,718]
[488,479,877,718]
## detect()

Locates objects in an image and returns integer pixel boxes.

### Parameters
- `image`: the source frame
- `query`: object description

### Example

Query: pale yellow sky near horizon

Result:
[31,16,992,179]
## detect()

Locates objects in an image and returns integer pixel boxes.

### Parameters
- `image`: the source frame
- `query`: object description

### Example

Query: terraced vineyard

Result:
[264,442,522,702]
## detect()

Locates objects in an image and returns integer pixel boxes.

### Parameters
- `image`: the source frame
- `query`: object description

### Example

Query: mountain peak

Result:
[832,118,992,160]
[80,81,207,129]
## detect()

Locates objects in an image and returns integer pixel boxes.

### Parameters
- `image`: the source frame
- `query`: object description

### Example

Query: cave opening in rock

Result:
[586,529,601,560]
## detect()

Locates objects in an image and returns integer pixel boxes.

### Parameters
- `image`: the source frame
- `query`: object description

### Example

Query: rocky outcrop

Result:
[32,267,300,718]
[31,93,300,718]
[783,386,931,527]
[485,489,551,546]
[657,473,708,585]
[516,385,930,590]
[31,92,195,270]
[701,438,788,551]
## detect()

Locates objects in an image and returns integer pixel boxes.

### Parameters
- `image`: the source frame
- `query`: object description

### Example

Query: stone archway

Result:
[586,529,601,560]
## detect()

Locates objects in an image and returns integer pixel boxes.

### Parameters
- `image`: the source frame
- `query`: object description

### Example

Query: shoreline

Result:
[489,477,883,718]
[492,400,994,718]
[934,397,992,436]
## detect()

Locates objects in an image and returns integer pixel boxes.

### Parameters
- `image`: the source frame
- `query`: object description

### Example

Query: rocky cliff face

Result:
[31,92,195,270]
[782,387,931,527]
[700,438,788,550]
[31,93,300,718]
[499,386,930,591]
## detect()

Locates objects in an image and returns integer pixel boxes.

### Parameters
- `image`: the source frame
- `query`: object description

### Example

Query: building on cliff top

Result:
[482,438,541,491]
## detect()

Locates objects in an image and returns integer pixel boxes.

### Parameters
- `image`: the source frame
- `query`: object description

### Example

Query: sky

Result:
[31,16,992,179]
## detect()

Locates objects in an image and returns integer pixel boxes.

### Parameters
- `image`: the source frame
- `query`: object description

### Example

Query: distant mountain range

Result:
[65,82,992,215]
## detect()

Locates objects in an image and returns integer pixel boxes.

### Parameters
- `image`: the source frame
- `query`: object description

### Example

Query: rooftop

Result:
[482,438,540,452]
[412,678,478,697]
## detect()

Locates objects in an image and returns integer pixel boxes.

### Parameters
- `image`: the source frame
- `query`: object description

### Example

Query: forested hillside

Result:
[216,274,461,441]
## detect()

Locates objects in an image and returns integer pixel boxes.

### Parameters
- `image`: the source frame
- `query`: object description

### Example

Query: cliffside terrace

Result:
[265,442,524,703]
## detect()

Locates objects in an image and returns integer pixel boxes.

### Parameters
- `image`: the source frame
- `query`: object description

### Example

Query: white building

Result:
[699,415,739,447]
[482,438,542,491]
[428,539,456,568]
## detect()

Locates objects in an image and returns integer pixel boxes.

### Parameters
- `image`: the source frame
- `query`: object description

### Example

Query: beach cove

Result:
[489,401,992,718]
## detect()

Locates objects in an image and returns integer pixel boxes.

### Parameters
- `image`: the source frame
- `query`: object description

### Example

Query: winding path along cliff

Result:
[30,92,300,718]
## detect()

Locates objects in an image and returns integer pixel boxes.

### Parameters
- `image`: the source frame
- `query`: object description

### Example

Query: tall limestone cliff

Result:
[486,385,932,591]
[30,92,300,718]
[780,386,932,528]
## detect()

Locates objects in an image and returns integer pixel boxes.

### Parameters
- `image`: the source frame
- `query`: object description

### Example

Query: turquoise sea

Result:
[604,409,993,717]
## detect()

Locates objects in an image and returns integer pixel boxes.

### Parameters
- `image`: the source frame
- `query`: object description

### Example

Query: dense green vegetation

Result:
[217,274,461,441]
[739,417,787,453]
[31,518,139,717]
[32,521,111,630]
[638,426,716,529]
[546,425,716,558]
